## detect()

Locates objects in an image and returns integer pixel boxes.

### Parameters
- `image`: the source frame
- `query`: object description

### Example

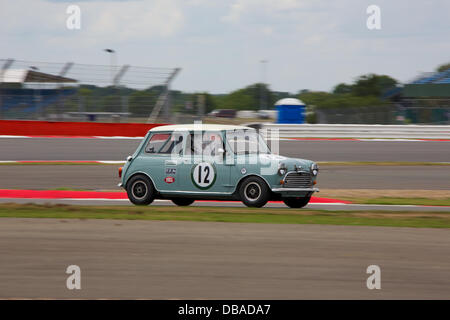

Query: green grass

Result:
[352,197,450,206]
[0,203,449,228]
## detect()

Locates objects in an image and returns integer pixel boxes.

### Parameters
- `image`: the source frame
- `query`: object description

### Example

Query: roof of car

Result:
[149,124,253,132]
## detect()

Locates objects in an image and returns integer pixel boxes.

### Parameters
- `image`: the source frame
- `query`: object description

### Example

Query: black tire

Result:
[126,174,155,205]
[283,196,311,208]
[171,198,195,206]
[239,176,270,208]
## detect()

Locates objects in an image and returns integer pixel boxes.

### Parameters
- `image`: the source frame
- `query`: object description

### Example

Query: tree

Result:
[128,91,156,116]
[351,74,397,96]
[436,62,450,73]
[213,83,275,110]
[298,91,387,110]
[180,92,217,114]
[333,83,352,94]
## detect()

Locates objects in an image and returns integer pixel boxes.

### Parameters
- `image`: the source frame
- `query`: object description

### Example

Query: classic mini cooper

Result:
[118,124,319,208]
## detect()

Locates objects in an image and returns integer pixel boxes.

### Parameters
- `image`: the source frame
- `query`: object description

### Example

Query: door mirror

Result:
[217,148,225,155]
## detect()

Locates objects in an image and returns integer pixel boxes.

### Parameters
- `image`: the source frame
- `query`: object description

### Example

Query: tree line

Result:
[62,61,449,117]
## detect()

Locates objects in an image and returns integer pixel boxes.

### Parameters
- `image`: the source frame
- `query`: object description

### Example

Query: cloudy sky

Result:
[0,0,449,93]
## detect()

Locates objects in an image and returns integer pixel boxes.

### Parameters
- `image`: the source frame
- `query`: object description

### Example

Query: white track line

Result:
[93,136,144,139]
[0,135,30,138]
[97,161,126,164]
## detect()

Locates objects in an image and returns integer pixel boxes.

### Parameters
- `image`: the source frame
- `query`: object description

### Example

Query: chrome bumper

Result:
[117,182,123,188]
[272,187,319,193]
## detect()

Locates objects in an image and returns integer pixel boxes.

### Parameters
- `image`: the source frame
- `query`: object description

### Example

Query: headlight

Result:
[278,163,287,176]
[311,163,319,176]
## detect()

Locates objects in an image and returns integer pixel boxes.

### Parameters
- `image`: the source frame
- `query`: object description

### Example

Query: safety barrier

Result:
[2,120,449,139]
[0,120,165,137]
[258,124,450,139]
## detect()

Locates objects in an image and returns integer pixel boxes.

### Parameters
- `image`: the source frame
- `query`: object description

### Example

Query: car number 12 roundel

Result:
[191,162,216,189]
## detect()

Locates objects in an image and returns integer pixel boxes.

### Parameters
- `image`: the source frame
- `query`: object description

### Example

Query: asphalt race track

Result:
[0,164,449,190]
[0,137,449,299]
[0,218,449,299]
[0,137,449,162]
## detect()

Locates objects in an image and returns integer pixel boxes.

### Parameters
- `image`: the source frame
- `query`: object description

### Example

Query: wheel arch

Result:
[233,174,272,196]
[124,171,157,191]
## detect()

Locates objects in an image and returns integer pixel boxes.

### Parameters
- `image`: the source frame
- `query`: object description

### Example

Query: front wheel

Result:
[283,196,311,208]
[239,176,270,208]
[171,198,195,206]
[126,175,155,205]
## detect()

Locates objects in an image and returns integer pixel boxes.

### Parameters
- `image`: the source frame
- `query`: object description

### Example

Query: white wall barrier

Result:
[254,124,450,139]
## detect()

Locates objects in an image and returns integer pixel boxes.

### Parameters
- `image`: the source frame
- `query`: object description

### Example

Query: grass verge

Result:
[0,203,449,228]
[352,197,450,206]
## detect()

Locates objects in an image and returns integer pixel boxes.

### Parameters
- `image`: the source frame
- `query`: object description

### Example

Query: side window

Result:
[184,132,223,157]
[145,132,185,155]
[159,133,184,155]
[184,134,199,156]
[145,133,171,153]
[203,131,223,157]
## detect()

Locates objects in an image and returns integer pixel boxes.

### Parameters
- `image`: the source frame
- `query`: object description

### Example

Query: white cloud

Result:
[222,0,310,23]
[1,0,449,93]
[0,0,184,41]
[88,0,184,40]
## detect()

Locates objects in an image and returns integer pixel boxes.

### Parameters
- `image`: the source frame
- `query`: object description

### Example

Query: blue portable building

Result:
[275,98,305,124]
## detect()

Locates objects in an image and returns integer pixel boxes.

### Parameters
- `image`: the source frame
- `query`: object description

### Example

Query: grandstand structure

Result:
[0,59,180,122]
[411,69,450,85]
[403,69,450,99]
[381,68,450,124]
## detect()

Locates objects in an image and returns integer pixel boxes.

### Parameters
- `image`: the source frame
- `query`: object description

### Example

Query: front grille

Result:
[284,171,312,188]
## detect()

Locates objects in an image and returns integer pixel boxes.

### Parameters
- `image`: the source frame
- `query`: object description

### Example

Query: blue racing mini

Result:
[118,124,319,208]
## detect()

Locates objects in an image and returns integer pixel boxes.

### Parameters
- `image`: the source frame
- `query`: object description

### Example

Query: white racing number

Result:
[192,162,216,189]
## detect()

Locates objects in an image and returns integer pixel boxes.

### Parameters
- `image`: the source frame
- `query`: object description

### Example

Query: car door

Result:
[138,131,185,192]
[178,131,233,195]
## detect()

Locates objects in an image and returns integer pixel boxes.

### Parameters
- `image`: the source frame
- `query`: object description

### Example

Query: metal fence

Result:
[0,59,179,122]
[2,59,449,125]
[315,104,450,124]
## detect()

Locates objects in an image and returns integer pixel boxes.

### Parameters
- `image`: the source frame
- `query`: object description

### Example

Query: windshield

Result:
[226,130,271,155]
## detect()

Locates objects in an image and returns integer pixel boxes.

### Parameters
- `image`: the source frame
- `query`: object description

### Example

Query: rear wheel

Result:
[239,176,270,208]
[283,196,311,208]
[126,175,155,205]
[171,198,195,206]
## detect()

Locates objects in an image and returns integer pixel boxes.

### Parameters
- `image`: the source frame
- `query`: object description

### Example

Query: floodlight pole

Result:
[260,59,267,111]
[0,59,14,119]
[113,65,130,121]
[104,49,116,86]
